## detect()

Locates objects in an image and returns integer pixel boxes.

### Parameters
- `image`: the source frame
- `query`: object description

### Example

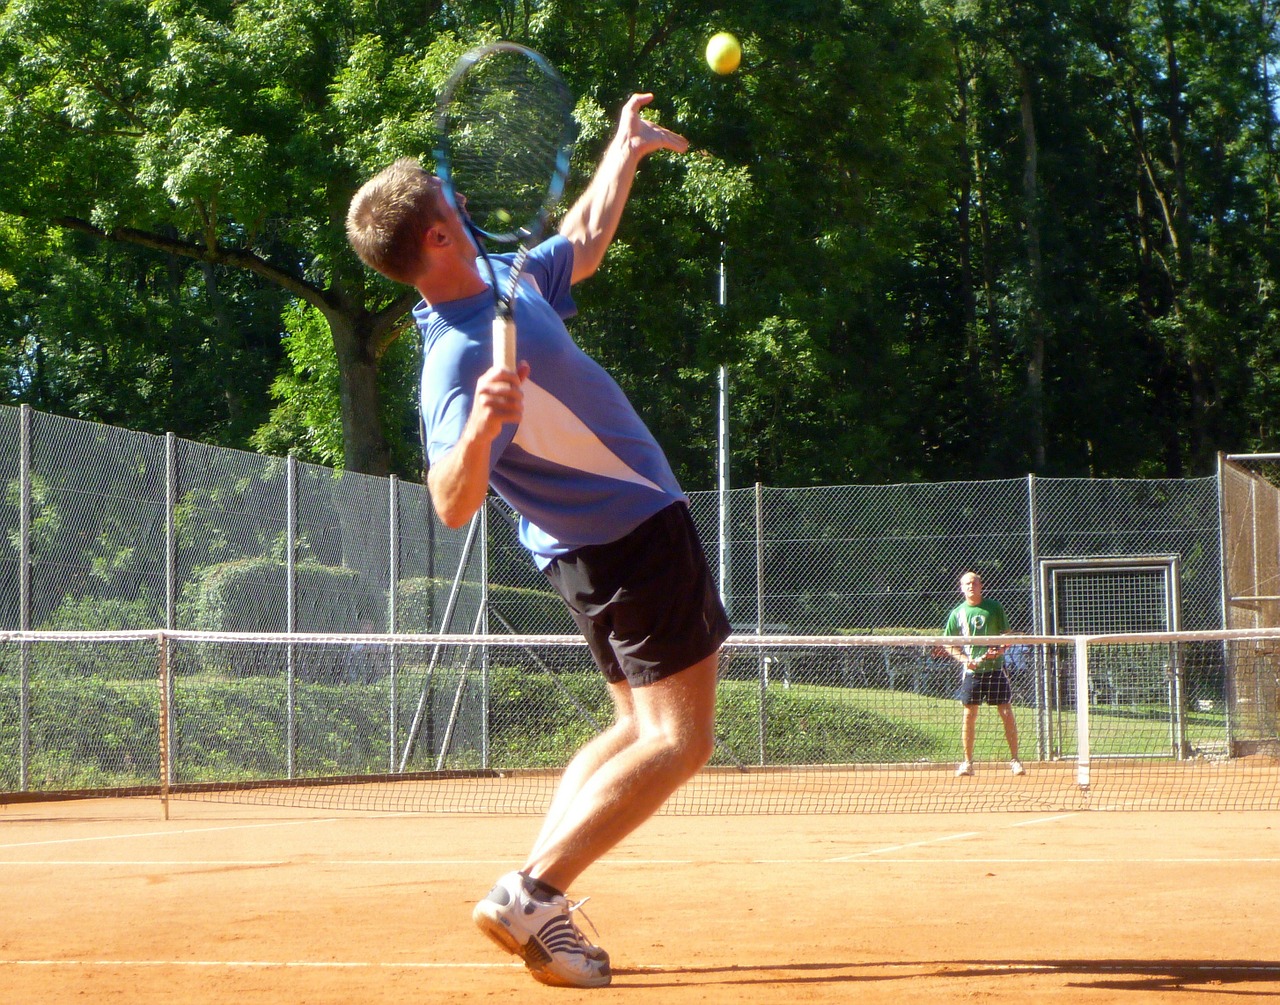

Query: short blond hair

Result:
[346,158,442,285]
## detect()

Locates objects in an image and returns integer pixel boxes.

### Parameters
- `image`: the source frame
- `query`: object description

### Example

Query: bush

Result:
[40,592,161,631]
[395,576,571,634]
[179,557,384,634]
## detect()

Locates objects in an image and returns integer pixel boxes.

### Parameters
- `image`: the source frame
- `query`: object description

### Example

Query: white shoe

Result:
[955,760,973,777]
[1010,759,1026,776]
[473,872,611,988]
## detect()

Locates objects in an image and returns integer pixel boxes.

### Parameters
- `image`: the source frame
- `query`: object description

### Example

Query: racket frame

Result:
[434,41,576,372]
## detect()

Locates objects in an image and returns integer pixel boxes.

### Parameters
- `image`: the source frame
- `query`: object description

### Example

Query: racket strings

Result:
[441,49,574,240]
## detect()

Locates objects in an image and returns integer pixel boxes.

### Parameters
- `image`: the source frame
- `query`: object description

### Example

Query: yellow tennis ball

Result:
[705,32,741,75]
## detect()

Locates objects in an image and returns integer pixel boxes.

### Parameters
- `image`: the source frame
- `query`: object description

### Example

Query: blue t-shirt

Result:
[415,236,685,569]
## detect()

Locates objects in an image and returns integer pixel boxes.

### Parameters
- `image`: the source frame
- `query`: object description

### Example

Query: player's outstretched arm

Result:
[559,93,688,284]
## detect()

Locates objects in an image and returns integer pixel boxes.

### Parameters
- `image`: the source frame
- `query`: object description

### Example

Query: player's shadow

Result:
[613,958,1280,993]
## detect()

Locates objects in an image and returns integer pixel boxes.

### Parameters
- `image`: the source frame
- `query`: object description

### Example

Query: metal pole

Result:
[388,475,399,773]
[164,432,176,785]
[1215,453,1235,754]
[480,501,490,769]
[756,481,765,765]
[717,242,730,615]
[157,632,170,820]
[18,404,30,791]
[286,455,297,778]
[1028,473,1048,760]
[399,512,482,771]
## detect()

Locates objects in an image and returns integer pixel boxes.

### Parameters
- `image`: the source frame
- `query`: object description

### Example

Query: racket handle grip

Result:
[493,315,517,372]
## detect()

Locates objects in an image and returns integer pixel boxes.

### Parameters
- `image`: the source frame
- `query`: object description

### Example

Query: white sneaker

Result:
[473,871,611,988]
[955,760,973,777]
[1010,759,1026,776]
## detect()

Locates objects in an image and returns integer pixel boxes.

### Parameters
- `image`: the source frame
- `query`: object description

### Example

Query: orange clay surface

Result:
[3,794,1278,1004]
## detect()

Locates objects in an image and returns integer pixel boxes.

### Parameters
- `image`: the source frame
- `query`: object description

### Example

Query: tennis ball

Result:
[705,32,741,75]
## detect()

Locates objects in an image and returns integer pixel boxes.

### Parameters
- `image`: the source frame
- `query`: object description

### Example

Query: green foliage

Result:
[39,593,161,632]
[179,557,383,632]
[0,675,160,789]
[715,679,946,764]
[395,575,573,633]
[2,0,1279,483]
[250,301,348,467]
[483,665,612,768]
[251,300,422,475]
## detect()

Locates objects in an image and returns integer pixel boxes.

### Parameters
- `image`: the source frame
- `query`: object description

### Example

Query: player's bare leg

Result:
[960,704,979,761]
[521,649,719,892]
[998,701,1023,773]
[956,703,979,775]
[526,702,641,866]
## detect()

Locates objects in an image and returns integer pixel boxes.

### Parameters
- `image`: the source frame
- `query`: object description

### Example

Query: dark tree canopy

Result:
[2,0,1278,485]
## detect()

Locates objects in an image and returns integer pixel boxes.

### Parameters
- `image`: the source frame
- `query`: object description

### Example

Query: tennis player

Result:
[943,571,1024,777]
[346,94,729,989]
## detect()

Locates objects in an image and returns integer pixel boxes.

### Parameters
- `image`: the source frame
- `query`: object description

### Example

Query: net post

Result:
[157,631,170,820]
[1075,635,1091,789]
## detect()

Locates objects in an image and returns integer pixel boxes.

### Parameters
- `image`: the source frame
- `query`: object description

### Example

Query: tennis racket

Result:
[434,42,577,372]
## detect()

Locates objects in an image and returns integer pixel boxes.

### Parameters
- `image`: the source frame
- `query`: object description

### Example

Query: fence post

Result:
[286,455,297,778]
[18,404,30,790]
[388,475,399,773]
[718,362,731,617]
[480,500,490,769]
[756,481,766,766]
[164,432,177,785]
[1215,453,1235,752]
[1028,473,1048,761]
[157,631,170,820]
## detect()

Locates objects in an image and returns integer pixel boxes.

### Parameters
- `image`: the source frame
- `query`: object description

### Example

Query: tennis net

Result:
[1,628,1276,814]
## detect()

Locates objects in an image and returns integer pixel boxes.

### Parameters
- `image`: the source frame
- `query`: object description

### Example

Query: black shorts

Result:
[955,670,1013,706]
[544,502,731,688]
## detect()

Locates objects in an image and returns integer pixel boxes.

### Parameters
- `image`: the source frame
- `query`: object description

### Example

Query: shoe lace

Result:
[565,896,602,945]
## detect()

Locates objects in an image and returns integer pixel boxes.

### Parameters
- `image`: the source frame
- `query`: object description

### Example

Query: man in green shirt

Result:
[943,571,1024,777]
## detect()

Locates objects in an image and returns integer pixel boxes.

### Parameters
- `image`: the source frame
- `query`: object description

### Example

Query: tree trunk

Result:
[329,310,392,477]
[1018,59,1047,472]
[954,46,979,364]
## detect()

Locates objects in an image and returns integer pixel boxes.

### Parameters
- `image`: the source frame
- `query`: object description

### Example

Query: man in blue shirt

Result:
[347,93,729,989]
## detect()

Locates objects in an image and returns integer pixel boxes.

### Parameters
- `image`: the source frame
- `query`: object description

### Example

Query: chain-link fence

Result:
[3,630,1275,812]
[3,404,1274,808]
[0,404,1225,640]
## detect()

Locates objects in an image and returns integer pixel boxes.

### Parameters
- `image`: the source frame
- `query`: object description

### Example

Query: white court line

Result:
[825,812,1078,862]
[6,855,1280,867]
[816,856,1280,864]
[0,860,291,866]
[4,959,1279,975]
[1,959,520,970]
[826,830,981,861]
[0,817,340,851]
[1008,812,1080,827]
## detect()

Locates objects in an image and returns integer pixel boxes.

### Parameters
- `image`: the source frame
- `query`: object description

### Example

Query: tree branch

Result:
[51,214,327,305]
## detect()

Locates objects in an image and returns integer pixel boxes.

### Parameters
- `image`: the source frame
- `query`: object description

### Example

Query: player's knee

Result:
[676,726,715,773]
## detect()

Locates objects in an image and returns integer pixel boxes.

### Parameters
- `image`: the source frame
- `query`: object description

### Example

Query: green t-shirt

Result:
[944,598,1009,668]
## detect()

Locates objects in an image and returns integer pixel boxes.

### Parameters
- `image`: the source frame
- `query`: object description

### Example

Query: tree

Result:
[0,0,448,474]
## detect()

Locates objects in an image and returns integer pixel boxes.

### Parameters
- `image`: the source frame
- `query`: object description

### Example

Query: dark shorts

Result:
[544,502,731,688]
[955,670,1013,706]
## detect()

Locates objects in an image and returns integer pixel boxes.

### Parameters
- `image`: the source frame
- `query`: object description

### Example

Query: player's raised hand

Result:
[617,93,689,159]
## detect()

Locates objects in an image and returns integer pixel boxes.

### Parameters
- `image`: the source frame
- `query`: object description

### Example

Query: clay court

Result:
[4,789,1278,1004]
